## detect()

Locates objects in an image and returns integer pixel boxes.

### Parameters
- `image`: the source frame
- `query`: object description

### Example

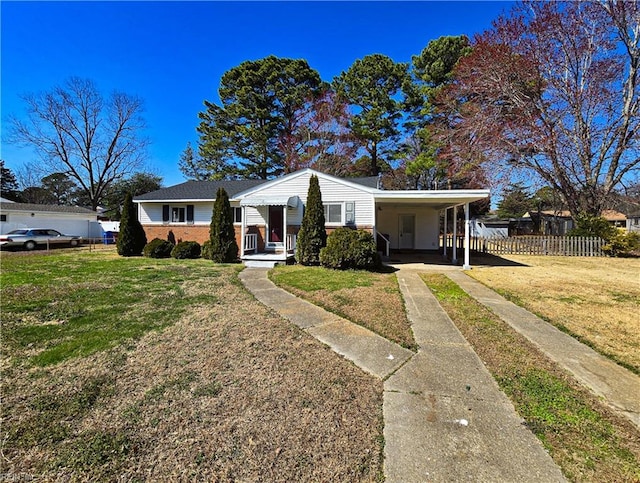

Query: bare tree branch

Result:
[8,77,148,210]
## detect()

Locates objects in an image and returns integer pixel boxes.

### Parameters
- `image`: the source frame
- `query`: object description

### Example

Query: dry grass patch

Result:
[469,255,640,373]
[1,252,383,481]
[270,265,416,351]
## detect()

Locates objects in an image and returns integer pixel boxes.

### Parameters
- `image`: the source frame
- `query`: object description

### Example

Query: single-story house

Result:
[134,168,490,268]
[470,217,509,238]
[627,213,640,233]
[0,201,100,238]
[522,209,628,236]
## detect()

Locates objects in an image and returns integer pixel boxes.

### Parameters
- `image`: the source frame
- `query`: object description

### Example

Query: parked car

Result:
[0,229,83,250]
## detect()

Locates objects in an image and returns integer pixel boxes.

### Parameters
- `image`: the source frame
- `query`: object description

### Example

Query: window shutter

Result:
[187,205,194,223]
[345,202,355,225]
[162,205,170,223]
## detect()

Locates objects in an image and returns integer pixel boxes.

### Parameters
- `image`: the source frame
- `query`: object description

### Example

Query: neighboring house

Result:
[626,213,640,233]
[470,217,509,238]
[522,209,629,235]
[0,202,100,237]
[134,169,490,267]
[601,209,627,229]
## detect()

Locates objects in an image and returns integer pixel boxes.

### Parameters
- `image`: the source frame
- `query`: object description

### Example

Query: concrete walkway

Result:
[446,270,640,429]
[238,268,414,379]
[385,268,565,482]
[239,267,565,482]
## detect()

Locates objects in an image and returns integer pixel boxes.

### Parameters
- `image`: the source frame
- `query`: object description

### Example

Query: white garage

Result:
[0,201,100,238]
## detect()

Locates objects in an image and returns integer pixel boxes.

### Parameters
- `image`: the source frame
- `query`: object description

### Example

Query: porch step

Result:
[243,259,283,268]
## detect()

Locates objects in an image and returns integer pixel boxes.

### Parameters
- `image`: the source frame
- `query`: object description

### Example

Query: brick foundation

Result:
[142,224,373,252]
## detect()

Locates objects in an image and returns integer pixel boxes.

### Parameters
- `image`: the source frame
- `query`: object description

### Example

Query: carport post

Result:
[452,205,458,264]
[443,208,448,258]
[463,202,471,270]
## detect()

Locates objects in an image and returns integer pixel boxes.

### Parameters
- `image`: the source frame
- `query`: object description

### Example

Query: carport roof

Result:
[374,190,490,210]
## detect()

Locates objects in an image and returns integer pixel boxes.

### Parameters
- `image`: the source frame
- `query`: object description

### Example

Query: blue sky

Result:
[1,1,514,187]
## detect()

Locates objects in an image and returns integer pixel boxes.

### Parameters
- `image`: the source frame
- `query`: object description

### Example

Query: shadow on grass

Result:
[384,251,529,268]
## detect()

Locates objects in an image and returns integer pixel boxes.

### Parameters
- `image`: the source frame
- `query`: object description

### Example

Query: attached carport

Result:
[373,190,490,270]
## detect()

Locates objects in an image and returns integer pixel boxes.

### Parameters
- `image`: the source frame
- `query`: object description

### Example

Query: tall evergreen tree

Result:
[0,161,21,201]
[209,187,238,262]
[296,175,326,265]
[333,54,409,175]
[117,192,147,256]
[197,56,324,179]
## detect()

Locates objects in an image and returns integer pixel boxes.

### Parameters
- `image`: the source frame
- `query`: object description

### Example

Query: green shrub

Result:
[171,241,201,259]
[568,214,617,240]
[296,174,326,265]
[117,192,147,257]
[320,228,380,270]
[143,238,174,258]
[602,230,640,257]
[209,188,238,263]
[201,240,212,260]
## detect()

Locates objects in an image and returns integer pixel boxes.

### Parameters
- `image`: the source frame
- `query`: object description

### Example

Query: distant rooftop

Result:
[0,202,96,214]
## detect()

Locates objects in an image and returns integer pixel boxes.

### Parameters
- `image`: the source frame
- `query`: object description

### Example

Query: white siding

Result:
[240,171,375,227]
[0,211,98,237]
[376,204,440,250]
[138,201,221,225]
[138,203,162,224]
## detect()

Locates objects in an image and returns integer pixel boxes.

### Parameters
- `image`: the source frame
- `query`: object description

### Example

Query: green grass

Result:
[422,273,640,482]
[1,251,221,367]
[270,264,376,292]
[270,265,417,351]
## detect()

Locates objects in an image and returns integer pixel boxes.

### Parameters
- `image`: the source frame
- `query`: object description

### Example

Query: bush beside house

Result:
[320,228,380,270]
[143,238,174,258]
[117,192,147,257]
[208,188,238,262]
[171,241,201,259]
[296,175,326,265]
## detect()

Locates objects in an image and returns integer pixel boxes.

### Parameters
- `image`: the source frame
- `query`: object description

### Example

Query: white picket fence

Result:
[446,235,606,257]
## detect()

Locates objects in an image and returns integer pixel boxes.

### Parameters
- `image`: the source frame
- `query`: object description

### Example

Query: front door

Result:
[399,214,415,250]
[268,206,284,243]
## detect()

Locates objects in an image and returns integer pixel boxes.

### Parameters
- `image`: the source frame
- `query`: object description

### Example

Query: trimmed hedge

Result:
[143,238,174,258]
[171,241,201,259]
[319,228,380,270]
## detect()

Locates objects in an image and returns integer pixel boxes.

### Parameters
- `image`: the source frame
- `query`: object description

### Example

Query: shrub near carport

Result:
[320,228,380,270]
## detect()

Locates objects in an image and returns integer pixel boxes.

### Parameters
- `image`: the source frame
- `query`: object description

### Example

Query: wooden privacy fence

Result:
[445,235,606,257]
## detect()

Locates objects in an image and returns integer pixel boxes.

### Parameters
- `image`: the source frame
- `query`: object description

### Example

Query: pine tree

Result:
[117,192,147,256]
[296,175,326,265]
[209,187,238,262]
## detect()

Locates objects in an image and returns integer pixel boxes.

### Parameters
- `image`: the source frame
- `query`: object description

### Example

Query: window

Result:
[324,204,342,224]
[0,214,6,222]
[345,202,355,225]
[233,207,242,224]
[163,204,195,224]
[172,207,185,223]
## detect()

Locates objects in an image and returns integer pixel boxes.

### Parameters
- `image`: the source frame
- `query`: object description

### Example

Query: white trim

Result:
[234,168,378,200]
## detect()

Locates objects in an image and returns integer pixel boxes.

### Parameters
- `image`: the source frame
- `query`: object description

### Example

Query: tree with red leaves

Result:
[436,1,639,217]
[278,90,360,177]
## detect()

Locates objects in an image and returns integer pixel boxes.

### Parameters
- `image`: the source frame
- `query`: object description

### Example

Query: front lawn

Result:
[269,265,417,351]
[469,255,640,374]
[1,250,383,481]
